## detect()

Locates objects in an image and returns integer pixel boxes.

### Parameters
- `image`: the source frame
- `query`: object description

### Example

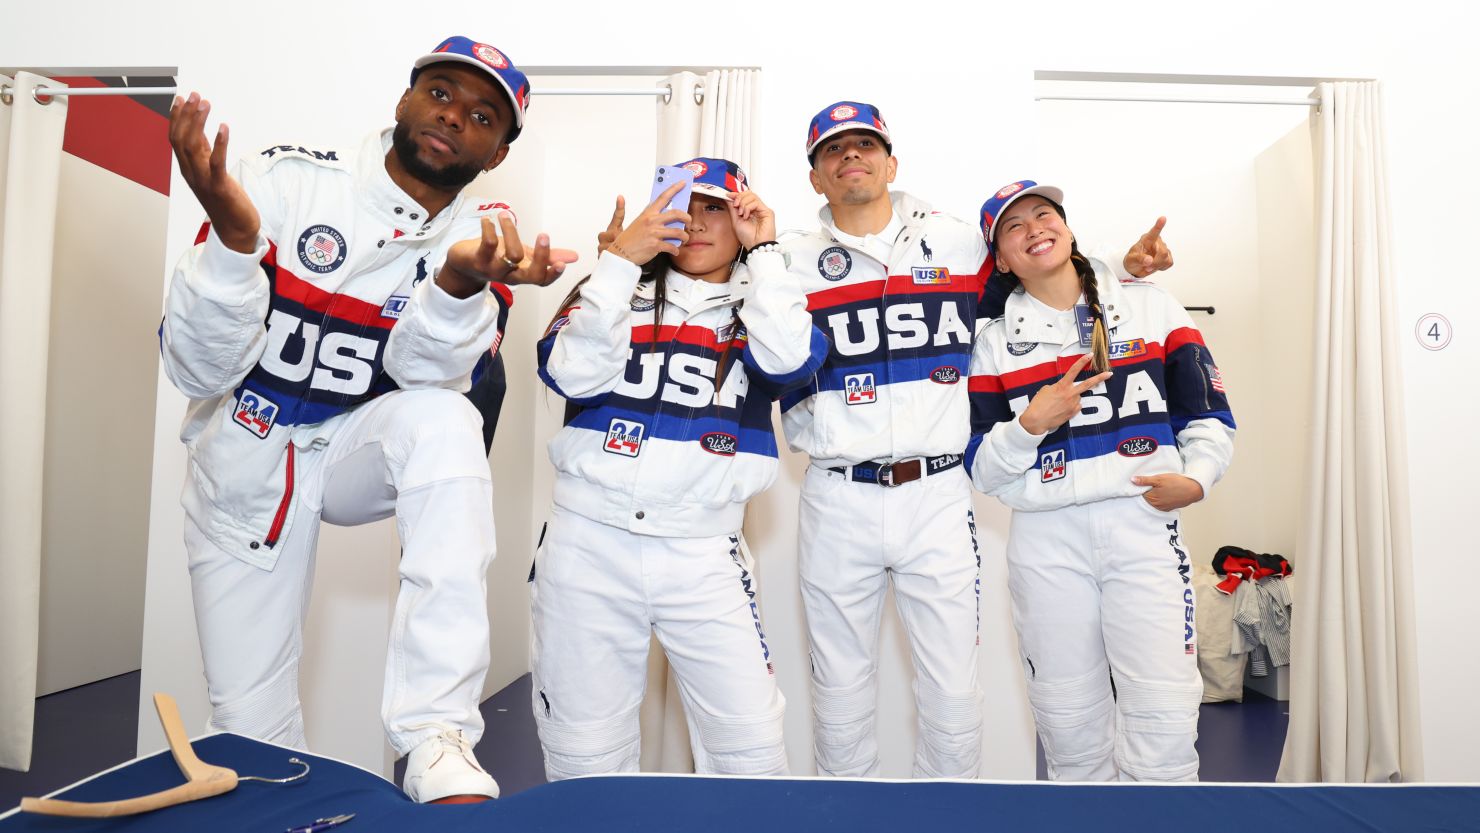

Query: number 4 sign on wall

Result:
[1415,313,1453,351]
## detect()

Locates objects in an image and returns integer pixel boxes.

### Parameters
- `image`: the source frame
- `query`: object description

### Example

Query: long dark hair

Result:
[993,198,1110,372]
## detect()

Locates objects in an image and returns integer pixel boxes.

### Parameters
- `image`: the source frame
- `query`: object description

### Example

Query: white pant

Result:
[530,503,787,780]
[798,465,983,778]
[186,388,497,757]
[1007,496,1203,781]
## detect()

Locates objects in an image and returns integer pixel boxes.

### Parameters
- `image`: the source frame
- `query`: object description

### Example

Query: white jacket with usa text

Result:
[160,130,513,570]
[965,267,1235,512]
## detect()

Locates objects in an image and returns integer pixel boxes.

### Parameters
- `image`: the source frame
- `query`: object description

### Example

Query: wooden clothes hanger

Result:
[20,692,309,818]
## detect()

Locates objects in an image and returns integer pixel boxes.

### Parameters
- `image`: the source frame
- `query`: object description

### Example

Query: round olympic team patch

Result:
[996,182,1024,199]
[682,160,708,176]
[831,105,858,121]
[474,44,508,69]
[1007,341,1037,356]
[297,225,347,274]
[818,246,852,281]
[631,295,656,312]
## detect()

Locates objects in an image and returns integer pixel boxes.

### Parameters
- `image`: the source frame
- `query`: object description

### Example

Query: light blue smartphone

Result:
[649,165,695,245]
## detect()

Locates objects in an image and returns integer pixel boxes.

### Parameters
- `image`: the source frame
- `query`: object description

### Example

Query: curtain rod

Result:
[2,84,691,104]
[1037,94,1319,106]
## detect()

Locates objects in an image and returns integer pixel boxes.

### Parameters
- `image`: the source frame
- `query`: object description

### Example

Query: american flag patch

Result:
[1207,364,1226,394]
[312,235,335,256]
[1186,643,1197,655]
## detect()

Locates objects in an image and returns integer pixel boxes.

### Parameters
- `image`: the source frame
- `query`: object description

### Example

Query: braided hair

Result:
[993,198,1111,373]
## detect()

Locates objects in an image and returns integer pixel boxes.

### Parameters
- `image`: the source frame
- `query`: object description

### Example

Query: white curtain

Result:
[639,68,762,773]
[1277,81,1423,783]
[0,72,69,772]
[656,69,761,180]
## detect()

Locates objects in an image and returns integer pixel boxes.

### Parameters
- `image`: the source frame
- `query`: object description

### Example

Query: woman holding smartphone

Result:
[531,158,827,780]
[967,181,1235,781]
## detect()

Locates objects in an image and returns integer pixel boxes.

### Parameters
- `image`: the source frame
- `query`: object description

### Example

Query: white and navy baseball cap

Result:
[805,101,892,162]
[411,36,530,141]
[676,157,749,200]
[979,180,1065,256]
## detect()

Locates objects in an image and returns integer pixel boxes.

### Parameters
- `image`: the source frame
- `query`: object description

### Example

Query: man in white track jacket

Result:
[159,36,574,803]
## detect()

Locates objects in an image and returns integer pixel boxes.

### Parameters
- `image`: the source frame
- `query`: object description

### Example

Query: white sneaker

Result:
[402,730,500,803]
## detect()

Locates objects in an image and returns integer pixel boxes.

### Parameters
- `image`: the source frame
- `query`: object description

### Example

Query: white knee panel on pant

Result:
[690,697,788,776]
[535,705,642,781]
[811,674,878,777]
[378,389,491,491]
[1027,668,1116,780]
[207,662,306,750]
[1113,677,1202,781]
[913,678,982,778]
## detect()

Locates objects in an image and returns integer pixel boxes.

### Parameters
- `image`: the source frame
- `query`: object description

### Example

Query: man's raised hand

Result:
[168,92,260,254]
[442,211,580,297]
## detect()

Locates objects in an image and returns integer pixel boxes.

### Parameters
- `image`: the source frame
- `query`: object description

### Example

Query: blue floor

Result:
[2,672,1286,811]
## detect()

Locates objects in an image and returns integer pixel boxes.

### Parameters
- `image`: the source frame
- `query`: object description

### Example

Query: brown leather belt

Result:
[828,454,963,487]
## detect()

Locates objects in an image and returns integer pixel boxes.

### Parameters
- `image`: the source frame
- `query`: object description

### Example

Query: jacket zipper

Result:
[262,444,296,549]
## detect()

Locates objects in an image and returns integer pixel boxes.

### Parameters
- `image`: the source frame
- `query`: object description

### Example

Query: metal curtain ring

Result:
[693,83,704,106]
[32,86,55,105]
[661,83,672,105]
[1,85,12,106]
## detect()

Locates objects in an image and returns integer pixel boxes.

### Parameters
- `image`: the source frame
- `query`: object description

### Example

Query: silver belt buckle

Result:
[878,463,896,487]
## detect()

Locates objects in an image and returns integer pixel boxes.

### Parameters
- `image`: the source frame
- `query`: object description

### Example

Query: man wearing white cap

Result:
[780,101,1171,778]
[161,36,575,802]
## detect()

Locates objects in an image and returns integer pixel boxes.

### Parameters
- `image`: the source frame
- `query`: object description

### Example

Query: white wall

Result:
[1035,88,1315,567]
[7,0,1479,781]
[37,152,163,695]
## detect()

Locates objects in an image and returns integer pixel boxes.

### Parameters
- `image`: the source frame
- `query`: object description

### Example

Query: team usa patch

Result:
[473,43,509,69]
[1109,338,1147,360]
[830,104,858,121]
[911,267,951,285]
[995,182,1024,199]
[233,389,279,439]
[930,366,961,384]
[1118,436,1159,457]
[818,246,852,281]
[716,320,742,342]
[297,225,346,274]
[1007,341,1037,356]
[682,160,708,176]
[1040,449,1066,482]
[844,372,877,405]
[604,418,645,457]
[381,295,410,320]
[700,432,738,456]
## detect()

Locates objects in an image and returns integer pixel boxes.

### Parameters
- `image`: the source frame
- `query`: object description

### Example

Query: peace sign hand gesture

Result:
[596,196,626,257]
[168,92,260,254]
[1019,354,1113,436]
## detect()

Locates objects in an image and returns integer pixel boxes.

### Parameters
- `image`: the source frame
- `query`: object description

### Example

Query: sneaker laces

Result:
[426,730,483,772]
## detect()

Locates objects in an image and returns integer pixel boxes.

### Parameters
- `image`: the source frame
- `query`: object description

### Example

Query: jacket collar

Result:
[817,191,933,266]
[631,267,739,319]
[357,129,467,240]
[1000,259,1133,345]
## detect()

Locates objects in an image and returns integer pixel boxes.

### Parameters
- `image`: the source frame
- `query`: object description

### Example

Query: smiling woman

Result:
[966,180,1237,782]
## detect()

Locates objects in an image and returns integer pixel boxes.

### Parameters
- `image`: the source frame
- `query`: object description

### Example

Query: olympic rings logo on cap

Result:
[473,44,508,69]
